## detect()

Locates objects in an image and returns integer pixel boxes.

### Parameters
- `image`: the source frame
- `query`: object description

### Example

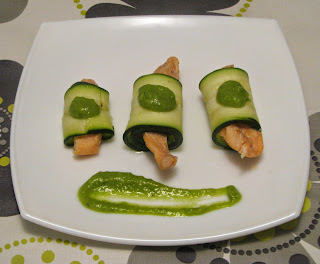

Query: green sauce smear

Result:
[217,80,249,108]
[69,96,100,119]
[138,84,176,112]
[78,171,241,217]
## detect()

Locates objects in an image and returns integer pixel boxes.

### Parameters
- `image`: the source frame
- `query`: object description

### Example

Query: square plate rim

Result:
[10,15,310,246]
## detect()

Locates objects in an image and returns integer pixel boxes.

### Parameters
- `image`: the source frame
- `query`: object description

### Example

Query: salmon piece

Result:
[73,133,102,156]
[143,132,177,170]
[81,78,97,85]
[219,124,263,158]
[73,78,101,156]
[222,64,235,68]
[154,56,180,80]
[142,57,180,170]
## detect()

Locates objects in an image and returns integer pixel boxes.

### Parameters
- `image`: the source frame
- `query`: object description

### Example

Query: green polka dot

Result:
[38,237,44,243]
[86,249,93,255]
[21,239,27,244]
[70,261,81,264]
[71,242,78,247]
[81,10,86,16]
[93,255,99,261]
[79,245,86,251]
[0,156,10,166]
[41,250,55,263]
[253,228,275,241]
[307,180,311,192]
[240,8,246,12]
[231,235,247,242]
[278,218,298,230]
[8,104,14,113]
[244,3,250,7]
[0,247,2,253]
[236,14,243,17]
[302,197,311,213]
[56,238,62,243]
[98,261,104,264]
[77,4,83,9]
[13,241,19,246]
[0,97,3,104]
[73,0,80,3]
[247,0,252,2]
[30,237,36,243]
[46,238,52,243]
[5,243,11,249]
[64,240,70,245]
[11,255,25,264]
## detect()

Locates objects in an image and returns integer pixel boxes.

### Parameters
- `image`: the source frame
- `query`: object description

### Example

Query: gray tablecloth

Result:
[1,0,320,263]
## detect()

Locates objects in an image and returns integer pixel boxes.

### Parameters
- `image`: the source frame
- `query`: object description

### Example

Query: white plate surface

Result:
[11,16,310,246]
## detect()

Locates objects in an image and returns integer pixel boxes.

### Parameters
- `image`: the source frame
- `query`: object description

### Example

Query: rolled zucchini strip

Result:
[123,73,183,151]
[62,81,114,147]
[199,67,261,149]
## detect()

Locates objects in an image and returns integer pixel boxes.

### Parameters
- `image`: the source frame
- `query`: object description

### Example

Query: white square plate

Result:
[11,16,310,246]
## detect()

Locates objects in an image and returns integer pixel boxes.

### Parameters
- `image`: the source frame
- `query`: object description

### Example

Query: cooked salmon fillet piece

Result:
[219,124,263,158]
[81,78,97,85]
[73,79,102,156]
[143,57,179,170]
[154,56,180,80]
[222,64,235,68]
[73,133,102,156]
[218,65,263,158]
[143,132,177,170]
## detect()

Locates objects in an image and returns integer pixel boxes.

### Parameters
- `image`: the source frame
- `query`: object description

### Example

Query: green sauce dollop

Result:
[138,84,176,112]
[78,171,241,217]
[69,96,100,119]
[217,80,249,108]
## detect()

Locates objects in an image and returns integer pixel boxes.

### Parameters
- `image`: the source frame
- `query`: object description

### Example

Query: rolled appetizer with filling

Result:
[123,57,183,170]
[199,66,263,158]
[63,79,114,155]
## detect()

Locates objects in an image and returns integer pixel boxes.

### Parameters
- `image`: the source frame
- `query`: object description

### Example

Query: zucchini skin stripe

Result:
[199,67,249,87]
[64,81,110,96]
[64,129,114,146]
[123,125,183,151]
[134,73,182,88]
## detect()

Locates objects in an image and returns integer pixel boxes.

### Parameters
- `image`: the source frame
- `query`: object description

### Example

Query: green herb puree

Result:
[78,171,241,217]
[216,80,249,108]
[69,96,100,119]
[138,84,176,112]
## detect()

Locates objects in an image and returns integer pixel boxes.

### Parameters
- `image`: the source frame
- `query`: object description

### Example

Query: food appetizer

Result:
[62,79,114,155]
[199,66,263,158]
[123,57,183,170]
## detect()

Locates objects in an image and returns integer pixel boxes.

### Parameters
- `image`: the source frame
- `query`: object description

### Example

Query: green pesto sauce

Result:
[69,96,100,119]
[78,171,241,217]
[138,84,176,112]
[216,80,249,108]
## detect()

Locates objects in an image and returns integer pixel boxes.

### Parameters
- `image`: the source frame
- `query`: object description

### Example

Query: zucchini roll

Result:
[199,67,263,158]
[123,57,183,169]
[63,79,114,155]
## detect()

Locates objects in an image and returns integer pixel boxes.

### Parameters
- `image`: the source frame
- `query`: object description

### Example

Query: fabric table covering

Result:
[1,0,320,263]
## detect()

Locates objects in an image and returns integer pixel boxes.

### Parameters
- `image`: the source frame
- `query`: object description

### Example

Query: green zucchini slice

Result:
[123,73,183,151]
[199,67,261,149]
[62,82,114,146]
